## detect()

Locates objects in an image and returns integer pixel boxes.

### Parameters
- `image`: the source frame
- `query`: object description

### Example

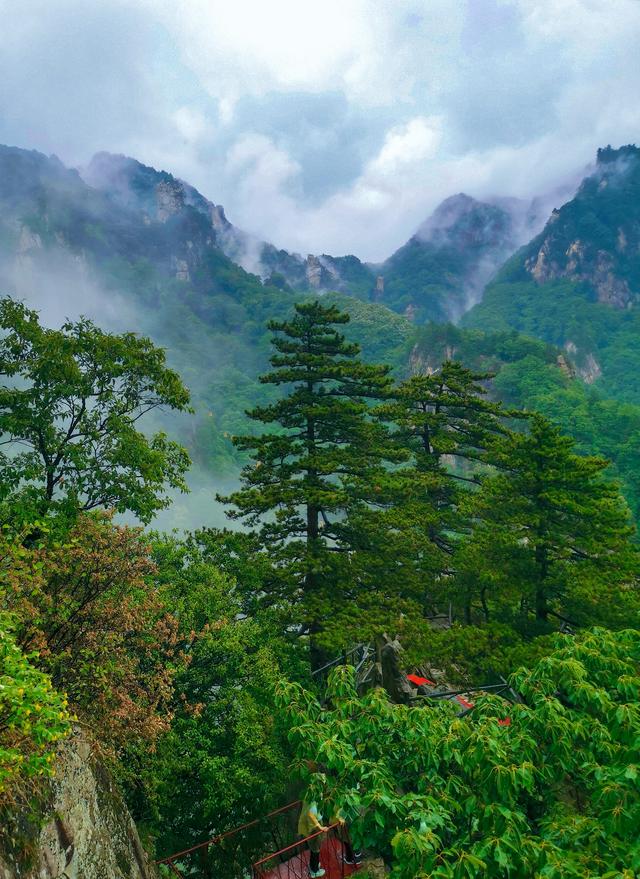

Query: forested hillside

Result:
[0,146,424,477]
[1,297,638,878]
[2,143,638,519]
[464,145,640,404]
[1,141,640,878]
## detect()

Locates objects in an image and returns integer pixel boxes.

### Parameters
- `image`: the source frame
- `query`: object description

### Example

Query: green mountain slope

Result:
[463,145,640,404]
[0,146,412,478]
[373,193,519,322]
[2,143,640,524]
[412,323,640,520]
[258,193,523,323]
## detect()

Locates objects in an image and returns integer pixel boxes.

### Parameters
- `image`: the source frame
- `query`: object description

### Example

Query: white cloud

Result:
[172,106,213,144]
[144,0,463,109]
[1,0,639,260]
[368,117,442,179]
[226,133,301,196]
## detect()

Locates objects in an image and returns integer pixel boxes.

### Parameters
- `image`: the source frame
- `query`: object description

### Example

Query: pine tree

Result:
[219,301,399,644]
[382,361,508,473]
[352,362,509,615]
[456,413,639,630]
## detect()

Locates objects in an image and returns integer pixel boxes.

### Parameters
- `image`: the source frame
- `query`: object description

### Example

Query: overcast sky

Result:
[1,0,639,260]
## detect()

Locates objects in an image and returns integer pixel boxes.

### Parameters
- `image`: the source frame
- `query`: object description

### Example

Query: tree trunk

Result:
[534,542,549,622]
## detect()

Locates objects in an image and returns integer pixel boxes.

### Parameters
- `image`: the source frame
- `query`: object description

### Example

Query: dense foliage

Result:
[0,614,70,801]
[133,533,301,864]
[456,414,639,630]
[221,301,401,647]
[411,321,640,522]
[0,293,638,878]
[0,297,191,523]
[278,628,640,877]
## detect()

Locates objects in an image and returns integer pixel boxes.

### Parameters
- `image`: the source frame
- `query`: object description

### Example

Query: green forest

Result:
[1,295,638,878]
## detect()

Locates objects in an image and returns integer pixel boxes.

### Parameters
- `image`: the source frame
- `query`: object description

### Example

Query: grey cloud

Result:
[226,91,396,203]
[0,1,163,160]
[0,0,639,261]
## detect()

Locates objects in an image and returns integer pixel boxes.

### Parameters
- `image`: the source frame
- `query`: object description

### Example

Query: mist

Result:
[1,1,639,261]
[0,228,244,535]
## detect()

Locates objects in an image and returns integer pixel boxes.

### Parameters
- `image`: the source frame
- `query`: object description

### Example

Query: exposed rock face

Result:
[522,145,640,309]
[155,180,185,222]
[556,354,575,378]
[379,635,416,705]
[305,255,323,288]
[590,252,632,308]
[174,258,190,281]
[209,204,230,233]
[359,856,388,877]
[576,352,602,384]
[0,732,156,879]
[17,225,42,254]
[526,238,633,307]
[82,151,245,266]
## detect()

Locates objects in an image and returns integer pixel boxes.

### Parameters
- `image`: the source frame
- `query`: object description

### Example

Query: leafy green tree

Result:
[456,414,639,629]
[277,628,640,878]
[0,613,70,802]
[129,534,301,873]
[0,297,191,523]
[220,300,399,646]
[2,514,184,753]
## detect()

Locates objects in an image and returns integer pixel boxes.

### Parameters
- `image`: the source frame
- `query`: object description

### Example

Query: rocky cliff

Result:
[520,145,640,308]
[0,732,157,879]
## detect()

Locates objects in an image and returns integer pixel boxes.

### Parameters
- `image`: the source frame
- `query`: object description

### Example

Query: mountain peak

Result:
[513,143,640,308]
[596,144,640,167]
[82,151,231,231]
[414,193,515,252]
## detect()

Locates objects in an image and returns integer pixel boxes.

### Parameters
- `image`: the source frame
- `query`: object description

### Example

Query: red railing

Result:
[155,800,301,878]
[252,821,355,879]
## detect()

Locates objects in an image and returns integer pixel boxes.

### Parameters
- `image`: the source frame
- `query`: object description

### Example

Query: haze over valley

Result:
[2,4,640,878]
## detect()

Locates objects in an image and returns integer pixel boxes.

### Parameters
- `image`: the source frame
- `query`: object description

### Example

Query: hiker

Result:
[298,799,329,878]
[332,809,362,866]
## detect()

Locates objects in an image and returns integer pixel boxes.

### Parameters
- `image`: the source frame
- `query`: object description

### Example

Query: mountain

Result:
[0,145,411,487]
[463,144,640,402]
[82,152,376,297]
[518,144,640,308]
[248,193,531,322]
[254,189,583,325]
[371,193,519,322]
[3,142,640,525]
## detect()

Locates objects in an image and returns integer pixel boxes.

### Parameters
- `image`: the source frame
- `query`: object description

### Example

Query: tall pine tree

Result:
[348,362,509,617]
[455,413,639,630]
[220,301,399,647]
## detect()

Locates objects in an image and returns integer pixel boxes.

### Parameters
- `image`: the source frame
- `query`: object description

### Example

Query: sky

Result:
[1,0,639,260]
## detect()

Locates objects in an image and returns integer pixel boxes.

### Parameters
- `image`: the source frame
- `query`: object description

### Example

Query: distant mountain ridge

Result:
[3,141,640,526]
[80,150,572,322]
[0,143,414,480]
[463,144,640,403]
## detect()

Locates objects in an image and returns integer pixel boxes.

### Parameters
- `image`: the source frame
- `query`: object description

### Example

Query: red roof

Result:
[407,673,435,686]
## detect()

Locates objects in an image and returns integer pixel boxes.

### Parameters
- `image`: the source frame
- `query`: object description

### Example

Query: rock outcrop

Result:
[0,732,156,879]
[521,145,640,309]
